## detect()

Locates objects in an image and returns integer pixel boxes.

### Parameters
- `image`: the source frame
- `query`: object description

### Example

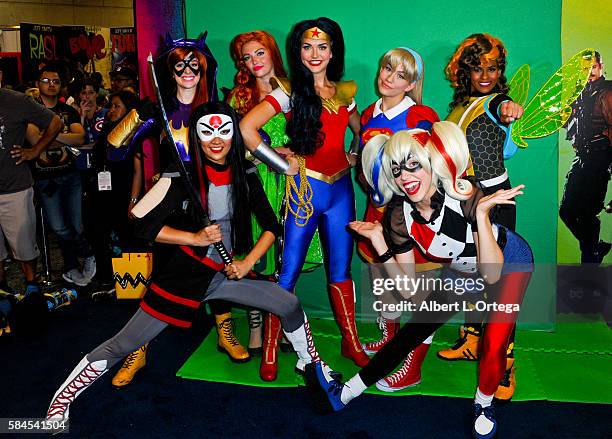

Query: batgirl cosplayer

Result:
[308,121,534,439]
[108,35,251,388]
[356,47,440,390]
[46,102,334,425]
[439,34,525,399]
[240,17,369,372]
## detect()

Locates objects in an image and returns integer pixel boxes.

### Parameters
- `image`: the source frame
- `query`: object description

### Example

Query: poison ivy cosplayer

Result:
[109,35,249,388]
[46,102,329,424]
[309,122,533,439]
[228,30,323,377]
[356,47,440,391]
[441,34,524,399]
[240,17,370,378]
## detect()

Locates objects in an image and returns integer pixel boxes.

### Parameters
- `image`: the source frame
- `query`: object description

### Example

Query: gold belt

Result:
[305,166,350,184]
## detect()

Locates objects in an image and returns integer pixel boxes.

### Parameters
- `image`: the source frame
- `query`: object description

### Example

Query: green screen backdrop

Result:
[185,0,561,317]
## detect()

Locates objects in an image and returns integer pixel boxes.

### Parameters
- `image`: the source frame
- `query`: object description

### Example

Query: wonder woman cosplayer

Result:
[240,17,370,378]
[309,121,533,439]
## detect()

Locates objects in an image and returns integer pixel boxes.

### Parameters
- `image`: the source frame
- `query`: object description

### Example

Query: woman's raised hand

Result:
[476,184,524,217]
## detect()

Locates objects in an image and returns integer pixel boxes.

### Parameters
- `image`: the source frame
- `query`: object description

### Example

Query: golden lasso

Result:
[284,155,314,227]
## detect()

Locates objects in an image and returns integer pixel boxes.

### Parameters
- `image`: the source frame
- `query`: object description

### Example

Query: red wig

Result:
[166,47,209,109]
[228,30,287,116]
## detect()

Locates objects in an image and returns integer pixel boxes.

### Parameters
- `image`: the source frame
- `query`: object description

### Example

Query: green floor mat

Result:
[177,315,611,404]
[527,351,612,404]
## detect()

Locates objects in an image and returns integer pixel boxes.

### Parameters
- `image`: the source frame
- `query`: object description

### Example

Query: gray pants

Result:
[88,272,304,366]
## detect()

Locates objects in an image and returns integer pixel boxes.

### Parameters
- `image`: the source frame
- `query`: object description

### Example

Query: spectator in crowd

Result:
[0,86,62,295]
[109,66,138,94]
[87,89,143,290]
[26,64,96,287]
[77,78,109,251]
[78,78,108,169]
[90,72,110,106]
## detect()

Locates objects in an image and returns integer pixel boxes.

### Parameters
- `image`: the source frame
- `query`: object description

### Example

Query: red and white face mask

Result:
[196,114,234,142]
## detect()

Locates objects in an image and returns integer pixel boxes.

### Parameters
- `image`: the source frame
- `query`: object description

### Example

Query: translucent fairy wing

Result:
[511,48,596,148]
[508,64,530,106]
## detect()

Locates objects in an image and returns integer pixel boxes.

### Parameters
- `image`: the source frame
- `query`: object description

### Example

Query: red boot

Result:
[328,280,370,367]
[259,313,282,381]
[363,316,401,355]
[375,343,430,392]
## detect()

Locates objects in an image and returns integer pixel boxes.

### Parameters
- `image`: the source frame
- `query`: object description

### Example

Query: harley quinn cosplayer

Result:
[309,121,533,439]
[357,47,440,391]
[111,36,249,388]
[240,17,369,375]
[441,34,524,399]
[46,102,327,424]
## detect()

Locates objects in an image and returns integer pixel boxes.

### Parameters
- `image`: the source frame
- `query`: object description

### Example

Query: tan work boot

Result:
[216,312,250,363]
[112,343,148,388]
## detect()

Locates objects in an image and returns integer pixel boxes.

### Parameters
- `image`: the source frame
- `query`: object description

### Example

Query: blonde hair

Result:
[361,122,474,205]
[380,48,424,104]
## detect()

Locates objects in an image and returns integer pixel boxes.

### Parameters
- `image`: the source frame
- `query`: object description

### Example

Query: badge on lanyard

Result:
[97,171,112,191]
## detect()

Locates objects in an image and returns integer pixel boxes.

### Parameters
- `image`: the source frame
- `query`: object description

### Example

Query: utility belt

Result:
[305,166,351,184]
[285,160,351,228]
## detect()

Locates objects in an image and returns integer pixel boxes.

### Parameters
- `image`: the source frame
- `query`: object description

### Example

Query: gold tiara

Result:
[302,27,331,42]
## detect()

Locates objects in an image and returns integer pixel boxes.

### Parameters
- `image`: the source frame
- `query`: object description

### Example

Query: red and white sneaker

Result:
[362,317,400,355]
[375,343,430,392]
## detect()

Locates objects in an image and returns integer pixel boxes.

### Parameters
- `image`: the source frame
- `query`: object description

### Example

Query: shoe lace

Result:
[326,377,344,397]
[474,403,495,420]
[47,363,104,418]
[220,319,240,346]
[366,319,391,350]
[121,350,140,369]
[387,350,414,385]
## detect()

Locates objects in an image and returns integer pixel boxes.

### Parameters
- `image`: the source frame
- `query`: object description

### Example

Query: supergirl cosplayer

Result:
[309,121,533,439]
[46,102,333,424]
[240,17,369,370]
[356,47,440,390]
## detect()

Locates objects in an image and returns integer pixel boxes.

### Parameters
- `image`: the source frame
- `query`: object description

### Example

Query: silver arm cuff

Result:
[251,142,290,174]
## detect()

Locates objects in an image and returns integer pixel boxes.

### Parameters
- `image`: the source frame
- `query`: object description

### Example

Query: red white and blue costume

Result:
[358,97,439,265]
[264,79,369,366]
